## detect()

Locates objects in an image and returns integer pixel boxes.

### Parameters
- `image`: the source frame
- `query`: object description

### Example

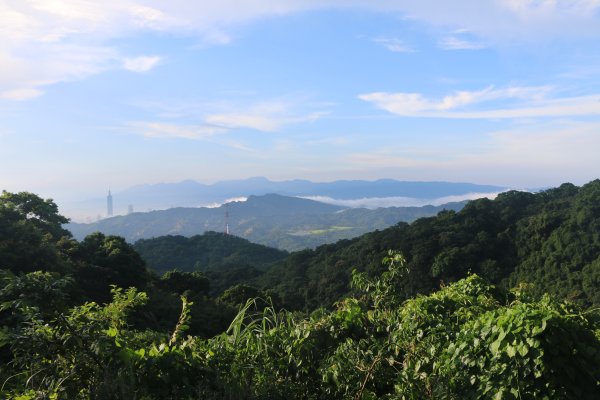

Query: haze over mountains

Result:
[64,177,506,221]
[67,193,467,251]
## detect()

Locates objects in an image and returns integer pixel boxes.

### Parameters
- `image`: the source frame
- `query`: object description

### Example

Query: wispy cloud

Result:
[301,193,501,208]
[439,36,485,50]
[344,120,600,186]
[203,196,248,208]
[216,139,256,152]
[119,96,330,151]
[122,56,161,72]
[391,0,600,42]
[0,88,44,101]
[359,86,600,118]
[135,96,330,133]
[127,121,227,140]
[438,29,486,50]
[0,43,117,100]
[373,37,415,53]
[206,109,327,132]
[485,120,600,166]
[206,113,281,132]
[2,1,600,100]
[502,0,600,20]
[306,137,351,146]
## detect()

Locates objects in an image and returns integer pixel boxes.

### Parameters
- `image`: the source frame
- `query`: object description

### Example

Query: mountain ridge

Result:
[66,193,466,251]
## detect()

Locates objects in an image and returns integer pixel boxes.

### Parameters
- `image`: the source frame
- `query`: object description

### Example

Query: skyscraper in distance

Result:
[107,189,113,217]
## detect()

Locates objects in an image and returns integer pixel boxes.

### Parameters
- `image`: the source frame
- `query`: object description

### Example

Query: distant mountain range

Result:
[66,193,467,251]
[64,177,505,220]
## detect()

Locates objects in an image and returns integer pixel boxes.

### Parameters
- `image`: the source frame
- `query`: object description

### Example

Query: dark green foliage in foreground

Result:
[0,191,71,275]
[133,232,288,274]
[2,254,599,399]
[1,188,600,399]
[259,180,600,311]
[0,192,237,340]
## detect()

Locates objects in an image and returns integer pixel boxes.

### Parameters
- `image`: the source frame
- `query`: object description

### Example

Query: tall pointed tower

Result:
[107,189,113,217]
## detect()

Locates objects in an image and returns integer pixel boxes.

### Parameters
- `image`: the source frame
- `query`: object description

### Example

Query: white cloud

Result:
[0,41,118,99]
[0,88,44,101]
[203,196,248,208]
[155,97,329,132]
[300,193,501,208]
[502,0,600,19]
[217,139,256,152]
[359,86,600,118]
[126,96,327,140]
[205,109,327,132]
[439,36,485,50]
[2,1,600,100]
[122,56,161,72]
[373,37,415,53]
[344,120,600,187]
[206,113,282,132]
[129,96,329,135]
[486,120,600,166]
[386,0,600,41]
[307,137,351,146]
[128,121,227,140]
[438,28,486,50]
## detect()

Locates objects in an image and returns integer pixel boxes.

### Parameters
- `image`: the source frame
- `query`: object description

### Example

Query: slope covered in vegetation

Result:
[257,181,600,311]
[67,194,466,251]
[2,252,599,399]
[132,232,288,274]
[0,191,246,340]
[2,182,600,398]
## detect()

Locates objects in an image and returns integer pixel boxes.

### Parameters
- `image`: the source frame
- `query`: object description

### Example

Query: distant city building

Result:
[107,189,113,217]
[128,204,134,214]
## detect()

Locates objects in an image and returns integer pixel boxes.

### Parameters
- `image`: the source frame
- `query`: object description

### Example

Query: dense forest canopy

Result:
[67,194,466,251]
[253,180,600,311]
[1,182,600,398]
[132,233,288,274]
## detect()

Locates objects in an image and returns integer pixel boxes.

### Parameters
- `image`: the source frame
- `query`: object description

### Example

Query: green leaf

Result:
[506,345,516,358]
[518,344,529,357]
[490,340,502,355]
[106,327,118,337]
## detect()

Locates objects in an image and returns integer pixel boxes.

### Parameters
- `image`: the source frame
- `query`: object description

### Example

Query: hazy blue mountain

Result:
[66,194,466,251]
[102,177,504,213]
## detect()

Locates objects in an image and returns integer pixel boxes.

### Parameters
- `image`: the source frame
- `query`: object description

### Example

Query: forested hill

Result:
[67,193,466,251]
[1,186,600,398]
[257,180,600,310]
[133,232,288,274]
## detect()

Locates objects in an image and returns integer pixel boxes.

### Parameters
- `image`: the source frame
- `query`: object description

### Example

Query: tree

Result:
[0,192,70,273]
[73,232,148,303]
[0,191,70,240]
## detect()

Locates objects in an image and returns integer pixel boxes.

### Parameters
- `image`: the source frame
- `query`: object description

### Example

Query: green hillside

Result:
[257,181,600,310]
[67,194,465,251]
[2,183,600,399]
[133,232,288,274]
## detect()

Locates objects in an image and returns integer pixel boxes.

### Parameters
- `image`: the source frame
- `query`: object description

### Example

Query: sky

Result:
[2,0,600,206]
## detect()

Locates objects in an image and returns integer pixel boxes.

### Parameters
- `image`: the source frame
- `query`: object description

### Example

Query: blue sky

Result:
[2,1,600,205]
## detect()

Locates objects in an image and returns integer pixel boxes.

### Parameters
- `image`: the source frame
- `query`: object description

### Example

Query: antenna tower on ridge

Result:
[225,203,230,235]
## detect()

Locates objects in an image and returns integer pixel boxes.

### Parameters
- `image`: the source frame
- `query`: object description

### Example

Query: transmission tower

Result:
[225,203,230,235]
